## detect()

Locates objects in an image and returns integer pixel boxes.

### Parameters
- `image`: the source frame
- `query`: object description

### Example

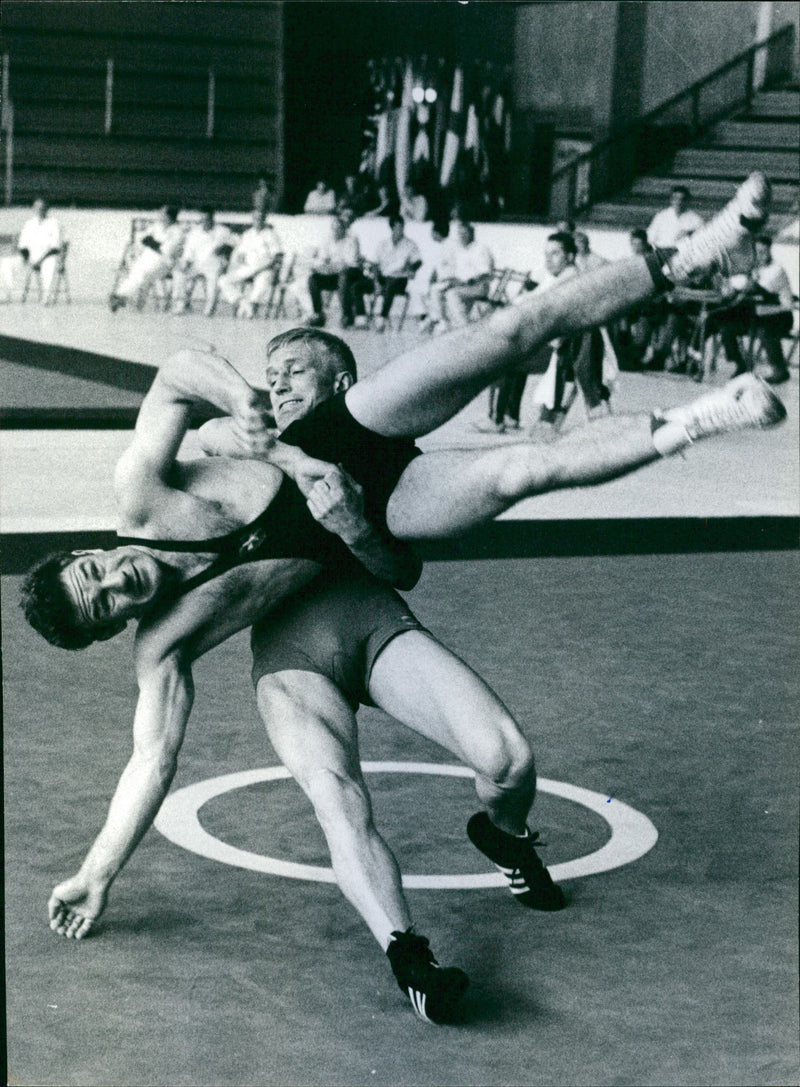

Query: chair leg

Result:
[395,295,410,331]
[21,267,40,302]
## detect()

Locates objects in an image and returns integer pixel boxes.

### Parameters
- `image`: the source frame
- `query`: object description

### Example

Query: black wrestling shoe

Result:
[386,930,469,1024]
[467,811,566,911]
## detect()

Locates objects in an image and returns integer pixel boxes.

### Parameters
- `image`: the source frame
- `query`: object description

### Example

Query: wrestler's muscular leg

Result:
[346,258,655,438]
[387,413,659,538]
[256,671,412,950]
[368,632,536,834]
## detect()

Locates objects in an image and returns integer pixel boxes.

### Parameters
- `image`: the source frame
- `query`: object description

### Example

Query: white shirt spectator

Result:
[19,211,62,265]
[439,236,494,283]
[181,221,235,269]
[647,206,704,249]
[575,250,609,274]
[375,235,421,278]
[304,184,336,215]
[232,222,282,272]
[312,229,361,273]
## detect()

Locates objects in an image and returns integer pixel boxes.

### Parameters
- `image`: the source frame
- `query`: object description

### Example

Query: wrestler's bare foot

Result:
[48,873,108,939]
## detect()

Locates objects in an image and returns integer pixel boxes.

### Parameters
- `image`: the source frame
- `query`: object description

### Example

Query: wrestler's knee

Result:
[479,720,536,792]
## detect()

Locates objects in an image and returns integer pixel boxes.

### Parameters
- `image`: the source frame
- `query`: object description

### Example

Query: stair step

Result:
[12,133,276,174]
[10,167,254,209]
[749,89,800,114]
[13,102,278,142]
[708,120,799,148]
[631,175,798,205]
[584,201,796,231]
[671,147,800,178]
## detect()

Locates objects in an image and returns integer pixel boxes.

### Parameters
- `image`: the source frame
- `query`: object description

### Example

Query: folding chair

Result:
[21,242,71,304]
[468,268,513,321]
[270,254,298,319]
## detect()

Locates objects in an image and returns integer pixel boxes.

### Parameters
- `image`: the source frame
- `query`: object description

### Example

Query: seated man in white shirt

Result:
[359,215,422,331]
[574,231,609,274]
[713,234,795,384]
[307,214,365,329]
[110,205,185,312]
[424,220,494,332]
[171,207,236,317]
[218,209,283,319]
[17,198,64,302]
[648,185,704,250]
[303,179,337,215]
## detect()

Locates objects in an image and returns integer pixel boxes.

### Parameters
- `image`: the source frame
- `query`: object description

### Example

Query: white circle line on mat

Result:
[154,762,658,889]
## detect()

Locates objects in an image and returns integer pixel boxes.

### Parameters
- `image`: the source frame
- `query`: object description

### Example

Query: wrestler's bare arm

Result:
[48,558,322,939]
[114,348,273,523]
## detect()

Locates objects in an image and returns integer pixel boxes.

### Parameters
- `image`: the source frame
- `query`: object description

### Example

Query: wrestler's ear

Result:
[332,370,354,395]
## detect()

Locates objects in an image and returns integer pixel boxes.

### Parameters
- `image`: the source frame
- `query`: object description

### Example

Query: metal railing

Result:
[549,23,796,221]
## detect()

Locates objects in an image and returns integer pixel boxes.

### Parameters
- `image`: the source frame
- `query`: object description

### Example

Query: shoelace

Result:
[693,386,766,433]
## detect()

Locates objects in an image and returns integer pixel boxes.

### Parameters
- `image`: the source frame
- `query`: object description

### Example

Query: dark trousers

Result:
[554,329,608,411]
[490,372,528,424]
[374,274,409,317]
[308,268,364,321]
[714,307,792,375]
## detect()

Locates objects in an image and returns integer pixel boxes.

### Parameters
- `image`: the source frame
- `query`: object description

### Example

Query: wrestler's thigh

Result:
[256,671,362,791]
[367,631,529,775]
[345,316,513,438]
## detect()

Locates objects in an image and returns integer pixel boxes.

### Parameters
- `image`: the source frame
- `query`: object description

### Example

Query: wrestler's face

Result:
[61,547,166,629]
[266,345,339,430]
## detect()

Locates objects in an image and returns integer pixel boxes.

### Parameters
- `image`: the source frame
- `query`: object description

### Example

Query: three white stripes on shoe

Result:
[496,863,531,895]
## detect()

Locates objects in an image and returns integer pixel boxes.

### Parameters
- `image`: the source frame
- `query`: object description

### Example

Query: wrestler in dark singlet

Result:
[116,475,358,598]
[279,391,420,526]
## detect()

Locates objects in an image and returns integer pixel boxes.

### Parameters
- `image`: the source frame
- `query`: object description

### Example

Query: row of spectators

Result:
[4,183,795,394]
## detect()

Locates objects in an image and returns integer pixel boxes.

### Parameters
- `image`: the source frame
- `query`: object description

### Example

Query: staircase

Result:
[586,83,799,231]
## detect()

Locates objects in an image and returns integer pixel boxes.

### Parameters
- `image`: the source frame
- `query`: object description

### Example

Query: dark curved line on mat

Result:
[0,407,142,429]
[0,333,157,393]
[3,518,797,574]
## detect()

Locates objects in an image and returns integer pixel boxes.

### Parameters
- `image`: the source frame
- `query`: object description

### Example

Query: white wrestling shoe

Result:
[666,172,772,283]
[664,373,786,441]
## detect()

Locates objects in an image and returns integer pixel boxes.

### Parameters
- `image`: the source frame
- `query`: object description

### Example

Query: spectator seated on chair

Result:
[615,229,670,370]
[363,182,399,220]
[171,207,236,317]
[574,231,609,274]
[110,205,184,312]
[707,234,795,384]
[400,184,429,224]
[303,179,337,215]
[647,184,704,250]
[336,173,371,220]
[356,215,422,331]
[217,209,283,319]
[306,213,365,329]
[423,219,494,333]
[18,198,64,304]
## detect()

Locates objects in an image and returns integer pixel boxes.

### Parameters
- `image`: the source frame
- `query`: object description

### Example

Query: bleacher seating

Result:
[588,81,800,230]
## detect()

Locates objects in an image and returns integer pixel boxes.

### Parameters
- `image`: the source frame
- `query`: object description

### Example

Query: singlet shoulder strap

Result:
[115,526,242,554]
